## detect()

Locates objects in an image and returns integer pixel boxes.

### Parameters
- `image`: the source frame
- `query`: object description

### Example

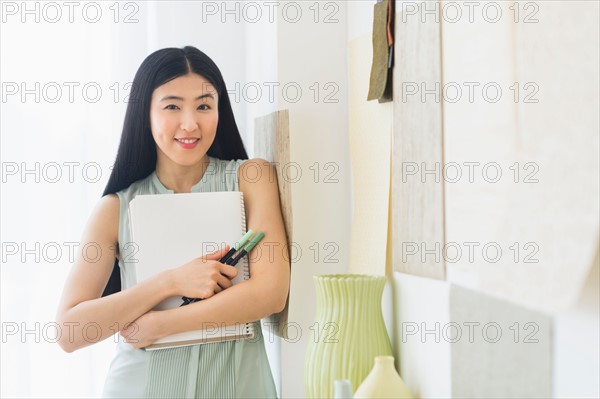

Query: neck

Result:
[155,154,211,193]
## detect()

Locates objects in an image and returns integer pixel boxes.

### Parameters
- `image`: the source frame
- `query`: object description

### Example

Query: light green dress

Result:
[102,156,277,398]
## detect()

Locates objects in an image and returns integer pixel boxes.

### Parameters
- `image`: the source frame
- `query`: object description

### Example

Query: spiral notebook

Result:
[128,191,255,350]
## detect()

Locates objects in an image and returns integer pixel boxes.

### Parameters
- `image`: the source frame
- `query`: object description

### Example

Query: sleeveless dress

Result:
[102,156,277,398]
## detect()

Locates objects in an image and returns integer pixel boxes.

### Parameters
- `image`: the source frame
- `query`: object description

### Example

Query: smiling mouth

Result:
[175,138,200,144]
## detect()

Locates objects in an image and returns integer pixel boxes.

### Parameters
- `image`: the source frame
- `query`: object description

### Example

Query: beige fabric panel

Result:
[442,0,599,312]
[392,2,446,279]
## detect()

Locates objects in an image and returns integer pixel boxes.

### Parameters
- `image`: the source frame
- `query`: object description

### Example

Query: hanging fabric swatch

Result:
[368,0,395,102]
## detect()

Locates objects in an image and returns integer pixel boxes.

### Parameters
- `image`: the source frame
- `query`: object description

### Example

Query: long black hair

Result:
[101,46,248,296]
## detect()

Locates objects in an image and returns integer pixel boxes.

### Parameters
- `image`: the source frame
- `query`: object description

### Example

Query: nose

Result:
[180,111,198,133]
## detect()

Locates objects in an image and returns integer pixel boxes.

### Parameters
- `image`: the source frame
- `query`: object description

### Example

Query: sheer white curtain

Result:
[1,1,278,397]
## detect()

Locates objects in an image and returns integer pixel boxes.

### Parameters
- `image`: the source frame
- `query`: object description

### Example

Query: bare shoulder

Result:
[238,158,278,193]
[99,192,120,209]
[86,193,120,245]
[96,193,120,220]
[237,157,283,219]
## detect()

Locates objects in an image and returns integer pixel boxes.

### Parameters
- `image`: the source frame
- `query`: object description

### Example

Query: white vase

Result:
[354,356,414,399]
[333,379,353,399]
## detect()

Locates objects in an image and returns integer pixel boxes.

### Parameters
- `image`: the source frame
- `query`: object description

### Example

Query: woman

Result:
[55,46,289,398]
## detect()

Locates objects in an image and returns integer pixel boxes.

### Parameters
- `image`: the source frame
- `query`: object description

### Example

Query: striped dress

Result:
[102,156,277,398]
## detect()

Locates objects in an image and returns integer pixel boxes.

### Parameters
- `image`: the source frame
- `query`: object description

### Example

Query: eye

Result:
[164,104,180,110]
[197,104,211,111]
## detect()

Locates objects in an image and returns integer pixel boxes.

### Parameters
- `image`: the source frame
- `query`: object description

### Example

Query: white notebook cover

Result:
[128,191,254,350]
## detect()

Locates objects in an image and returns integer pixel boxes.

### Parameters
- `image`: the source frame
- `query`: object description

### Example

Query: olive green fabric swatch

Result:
[368,0,393,102]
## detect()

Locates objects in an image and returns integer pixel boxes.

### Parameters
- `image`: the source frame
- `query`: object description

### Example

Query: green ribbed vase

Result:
[304,274,392,398]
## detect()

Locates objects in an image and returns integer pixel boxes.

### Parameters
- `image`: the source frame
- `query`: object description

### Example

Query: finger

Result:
[219,264,238,279]
[203,291,215,299]
[204,246,231,260]
[217,274,233,290]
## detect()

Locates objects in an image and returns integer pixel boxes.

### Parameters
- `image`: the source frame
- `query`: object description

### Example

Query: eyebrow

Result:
[160,93,215,102]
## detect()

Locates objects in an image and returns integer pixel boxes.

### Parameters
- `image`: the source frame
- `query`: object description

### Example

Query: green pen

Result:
[220,229,255,264]
[181,230,255,306]
[225,231,265,265]
[182,232,265,306]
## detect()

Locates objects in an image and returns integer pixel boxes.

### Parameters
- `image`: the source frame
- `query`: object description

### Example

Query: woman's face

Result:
[149,73,219,167]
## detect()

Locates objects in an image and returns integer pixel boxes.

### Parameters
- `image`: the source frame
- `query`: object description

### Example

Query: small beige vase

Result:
[354,356,414,399]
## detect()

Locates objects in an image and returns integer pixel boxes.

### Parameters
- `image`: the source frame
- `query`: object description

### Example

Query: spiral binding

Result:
[240,191,246,234]
[239,191,251,279]
[239,192,254,338]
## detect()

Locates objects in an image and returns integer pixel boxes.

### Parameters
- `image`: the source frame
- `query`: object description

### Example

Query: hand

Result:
[120,311,162,349]
[170,247,238,299]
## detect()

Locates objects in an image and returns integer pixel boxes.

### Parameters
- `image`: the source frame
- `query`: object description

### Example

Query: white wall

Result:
[275,1,351,397]
[553,249,600,398]
[391,273,452,398]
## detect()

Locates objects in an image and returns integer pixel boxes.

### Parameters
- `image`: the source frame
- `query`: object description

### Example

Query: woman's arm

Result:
[122,159,291,348]
[55,194,176,352]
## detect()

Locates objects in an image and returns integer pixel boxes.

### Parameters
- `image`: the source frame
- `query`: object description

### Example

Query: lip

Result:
[174,137,200,149]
